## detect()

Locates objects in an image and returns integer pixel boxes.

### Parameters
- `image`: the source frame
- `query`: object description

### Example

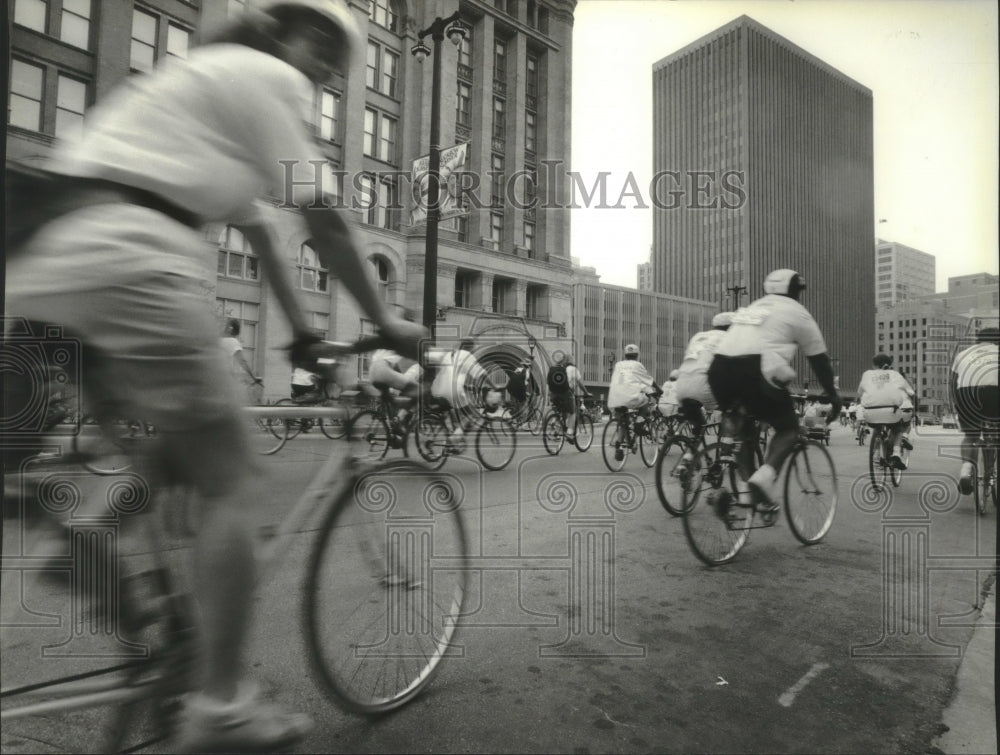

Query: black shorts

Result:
[954,385,1000,435]
[550,391,575,415]
[707,354,798,433]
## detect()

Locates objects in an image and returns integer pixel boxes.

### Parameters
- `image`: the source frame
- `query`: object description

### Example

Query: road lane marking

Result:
[778,662,830,707]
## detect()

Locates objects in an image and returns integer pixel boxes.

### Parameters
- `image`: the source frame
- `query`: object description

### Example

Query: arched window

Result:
[217,226,259,281]
[297,242,329,293]
[368,0,401,32]
[371,257,390,302]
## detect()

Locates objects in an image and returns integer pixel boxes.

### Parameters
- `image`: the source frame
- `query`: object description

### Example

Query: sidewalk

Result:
[934,580,997,754]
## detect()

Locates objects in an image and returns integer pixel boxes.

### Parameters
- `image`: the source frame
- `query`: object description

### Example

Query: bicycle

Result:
[412,395,517,472]
[867,420,911,491]
[505,394,543,436]
[346,385,421,461]
[656,418,765,517]
[968,422,998,515]
[602,406,658,472]
[1,338,470,751]
[681,407,838,565]
[856,421,870,446]
[541,402,594,455]
[273,369,349,441]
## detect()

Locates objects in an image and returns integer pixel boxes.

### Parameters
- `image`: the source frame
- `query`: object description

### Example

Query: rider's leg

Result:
[745,379,799,505]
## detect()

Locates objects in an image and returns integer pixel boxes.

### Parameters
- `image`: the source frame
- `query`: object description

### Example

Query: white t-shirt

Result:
[291,367,317,387]
[431,349,485,406]
[951,343,999,389]
[856,368,915,408]
[678,329,726,378]
[715,295,828,387]
[608,359,655,410]
[565,364,585,395]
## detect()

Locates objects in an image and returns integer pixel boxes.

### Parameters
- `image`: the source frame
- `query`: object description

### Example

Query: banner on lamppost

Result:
[410,142,469,225]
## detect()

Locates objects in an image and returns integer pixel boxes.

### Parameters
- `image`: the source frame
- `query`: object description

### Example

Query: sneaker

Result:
[901,437,913,451]
[173,684,313,754]
[747,465,778,511]
[889,451,906,470]
[614,447,624,462]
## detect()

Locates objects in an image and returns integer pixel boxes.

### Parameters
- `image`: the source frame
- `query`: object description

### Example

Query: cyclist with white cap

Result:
[708,271,841,508]
[856,353,916,469]
[607,344,659,460]
[5,2,427,750]
[674,312,734,464]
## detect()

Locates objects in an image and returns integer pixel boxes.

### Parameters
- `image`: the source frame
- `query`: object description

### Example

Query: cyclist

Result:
[708,269,841,508]
[221,318,262,400]
[547,351,590,440]
[506,357,537,420]
[431,339,496,446]
[674,311,734,468]
[847,400,858,429]
[607,344,659,461]
[950,326,1000,494]
[5,3,426,751]
[658,370,680,419]
[856,353,916,469]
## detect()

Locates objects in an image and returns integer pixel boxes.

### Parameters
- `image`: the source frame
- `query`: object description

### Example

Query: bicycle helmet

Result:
[624,344,639,356]
[873,353,893,368]
[712,312,734,329]
[763,269,806,301]
[668,369,679,381]
[261,0,360,58]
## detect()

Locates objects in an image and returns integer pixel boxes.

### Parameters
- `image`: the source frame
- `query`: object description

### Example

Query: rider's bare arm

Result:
[237,220,310,338]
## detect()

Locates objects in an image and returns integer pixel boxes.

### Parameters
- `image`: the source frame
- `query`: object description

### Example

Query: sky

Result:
[569,0,999,292]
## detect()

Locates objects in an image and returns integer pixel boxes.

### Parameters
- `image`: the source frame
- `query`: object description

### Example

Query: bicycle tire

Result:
[655,436,694,516]
[319,409,349,440]
[413,413,448,470]
[682,443,750,565]
[526,406,543,436]
[303,459,468,714]
[542,411,565,456]
[890,445,905,488]
[639,429,658,468]
[273,398,303,440]
[868,428,888,490]
[475,417,517,471]
[574,415,594,452]
[784,439,838,545]
[348,410,390,461]
[601,419,627,472]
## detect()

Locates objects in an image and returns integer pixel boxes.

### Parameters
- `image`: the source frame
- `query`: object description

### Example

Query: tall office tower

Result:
[651,16,874,389]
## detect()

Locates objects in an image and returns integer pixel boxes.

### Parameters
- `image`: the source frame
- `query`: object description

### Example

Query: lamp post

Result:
[412,12,467,336]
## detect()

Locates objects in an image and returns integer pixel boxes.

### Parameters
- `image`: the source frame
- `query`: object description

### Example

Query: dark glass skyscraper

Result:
[652,15,874,390]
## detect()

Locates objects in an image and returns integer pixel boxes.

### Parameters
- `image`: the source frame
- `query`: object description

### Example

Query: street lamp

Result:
[412,12,467,335]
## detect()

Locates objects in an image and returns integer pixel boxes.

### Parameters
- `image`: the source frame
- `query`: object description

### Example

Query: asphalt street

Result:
[1,420,995,753]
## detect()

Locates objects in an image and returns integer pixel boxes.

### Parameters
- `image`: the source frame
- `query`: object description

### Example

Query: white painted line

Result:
[778,662,830,707]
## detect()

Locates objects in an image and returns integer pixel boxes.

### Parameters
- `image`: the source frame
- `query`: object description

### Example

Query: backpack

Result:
[547,363,570,394]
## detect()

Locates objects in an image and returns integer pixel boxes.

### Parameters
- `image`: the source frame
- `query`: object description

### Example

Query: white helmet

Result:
[712,312,734,328]
[669,369,679,380]
[763,269,805,299]
[624,344,639,356]
[259,0,360,54]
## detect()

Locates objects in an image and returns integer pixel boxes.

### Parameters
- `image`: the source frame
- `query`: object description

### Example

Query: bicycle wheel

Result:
[542,411,565,456]
[784,440,838,545]
[250,411,291,456]
[71,419,134,474]
[273,398,303,440]
[574,415,594,452]
[890,443,906,488]
[413,413,448,470]
[655,436,694,516]
[476,417,517,471]
[348,410,390,461]
[319,408,349,439]
[601,419,627,472]
[526,406,543,436]
[868,428,888,490]
[639,429,659,467]
[304,460,468,714]
[682,443,750,565]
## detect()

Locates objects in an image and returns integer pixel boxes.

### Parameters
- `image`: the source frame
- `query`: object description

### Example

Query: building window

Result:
[369,0,399,32]
[457,27,473,77]
[371,257,390,302]
[364,108,397,163]
[492,279,512,314]
[130,9,158,72]
[297,242,329,292]
[493,38,507,86]
[455,270,477,308]
[217,226,260,281]
[526,284,546,320]
[525,111,537,155]
[523,221,534,252]
[490,153,504,207]
[493,97,505,142]
[381,47,399,97]
[166,24,191,60]
[455,215,469,243]
[216,298,260,368]
[365,42,400,98]
[55,75,87,141]
[456,82,472,127]
[9,60,44,132]
[360,175,397,230]
[14,0,47,33]
[61,0,92,50]
[318,89,340,142]
[490,213,503,246]
[526,54,539,100]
